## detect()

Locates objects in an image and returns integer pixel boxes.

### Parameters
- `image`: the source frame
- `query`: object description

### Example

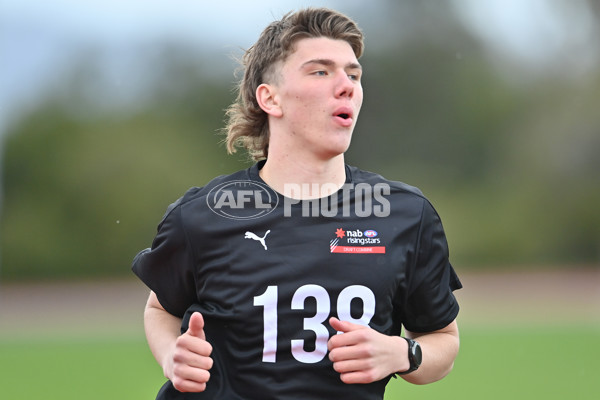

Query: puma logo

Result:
[244,230,271,250]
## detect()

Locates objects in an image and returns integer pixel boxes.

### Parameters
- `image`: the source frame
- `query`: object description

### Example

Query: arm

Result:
[403,319,459,384]
[144,291,213,392]
[328,317,459,385]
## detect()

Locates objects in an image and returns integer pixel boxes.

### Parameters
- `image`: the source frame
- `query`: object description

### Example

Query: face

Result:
[262,37,364,161]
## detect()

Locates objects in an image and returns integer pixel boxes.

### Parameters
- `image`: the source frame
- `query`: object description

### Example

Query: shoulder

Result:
[346,164,443,218]
[347,165,426,199]
[161,168,251,219]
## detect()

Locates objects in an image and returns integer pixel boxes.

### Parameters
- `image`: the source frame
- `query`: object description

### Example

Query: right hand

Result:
[165,312,214,393]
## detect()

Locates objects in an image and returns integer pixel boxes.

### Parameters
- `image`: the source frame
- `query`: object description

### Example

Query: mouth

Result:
[333,107,354,127]
[334,107,353,119]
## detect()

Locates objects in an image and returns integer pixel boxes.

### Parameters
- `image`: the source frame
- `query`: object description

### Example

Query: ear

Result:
[256,83,283,118]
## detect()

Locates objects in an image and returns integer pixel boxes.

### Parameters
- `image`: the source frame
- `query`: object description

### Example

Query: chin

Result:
[320,142,352,160]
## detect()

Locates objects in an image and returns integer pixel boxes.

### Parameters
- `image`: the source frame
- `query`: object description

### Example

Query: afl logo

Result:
[364,230,378,238]
[207,180,279,220]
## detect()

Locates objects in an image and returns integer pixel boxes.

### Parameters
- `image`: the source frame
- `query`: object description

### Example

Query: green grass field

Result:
[386,325,600,400]
[2,272,598,399]
[1,325,598,399]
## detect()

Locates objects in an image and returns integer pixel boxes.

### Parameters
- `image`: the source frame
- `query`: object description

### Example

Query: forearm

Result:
[144,291,182,377]
[402,320,459,385]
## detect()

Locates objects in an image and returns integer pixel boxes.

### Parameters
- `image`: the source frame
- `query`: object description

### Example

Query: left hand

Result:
[327,317,407,384]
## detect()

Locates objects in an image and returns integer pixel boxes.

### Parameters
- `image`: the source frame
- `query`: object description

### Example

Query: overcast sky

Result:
[1,0,598,134]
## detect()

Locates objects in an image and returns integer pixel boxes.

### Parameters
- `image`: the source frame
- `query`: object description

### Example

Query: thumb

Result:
[186,312,206,340]
[329,316,367,334]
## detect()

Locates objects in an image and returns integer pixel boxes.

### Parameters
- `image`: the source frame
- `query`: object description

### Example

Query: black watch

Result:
[397,337,422,375]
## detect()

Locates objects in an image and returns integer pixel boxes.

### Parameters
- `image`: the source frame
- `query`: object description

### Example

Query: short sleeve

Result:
[132,199,197,318]
[402,200,462,333]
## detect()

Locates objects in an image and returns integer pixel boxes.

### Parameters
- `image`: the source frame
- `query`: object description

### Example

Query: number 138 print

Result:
[254,284,376,363]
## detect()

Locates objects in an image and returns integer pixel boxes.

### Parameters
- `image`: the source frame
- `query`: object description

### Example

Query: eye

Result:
[314,70,327,76]
[348,73,361,81]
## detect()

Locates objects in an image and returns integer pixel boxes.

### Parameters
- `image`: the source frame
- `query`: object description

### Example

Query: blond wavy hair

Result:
[224,8,364,160]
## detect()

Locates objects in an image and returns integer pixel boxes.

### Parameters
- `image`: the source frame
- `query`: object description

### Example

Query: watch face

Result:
[412,341,423,366]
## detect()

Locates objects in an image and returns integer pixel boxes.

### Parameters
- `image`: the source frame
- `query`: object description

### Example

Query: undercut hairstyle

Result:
[224,8,364,160]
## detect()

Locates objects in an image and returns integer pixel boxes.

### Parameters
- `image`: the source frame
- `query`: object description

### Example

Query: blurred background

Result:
[1,0,599,280]
[1,0,600,279]
[0,1,599,398]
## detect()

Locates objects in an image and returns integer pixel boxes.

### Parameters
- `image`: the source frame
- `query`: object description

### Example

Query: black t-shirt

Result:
[132,162,462,400]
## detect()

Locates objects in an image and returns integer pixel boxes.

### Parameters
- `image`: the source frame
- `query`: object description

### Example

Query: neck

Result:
[259,154,346,200]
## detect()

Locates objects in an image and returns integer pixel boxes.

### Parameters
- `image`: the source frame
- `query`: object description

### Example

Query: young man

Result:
[133,8,462,399]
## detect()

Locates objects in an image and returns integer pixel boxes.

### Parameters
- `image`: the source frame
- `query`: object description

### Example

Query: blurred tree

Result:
[347,1,600,268]
[0,47,248,280]
[1,4,599,280]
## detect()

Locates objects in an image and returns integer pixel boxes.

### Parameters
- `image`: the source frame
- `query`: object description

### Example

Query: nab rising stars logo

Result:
[330,228,386,254]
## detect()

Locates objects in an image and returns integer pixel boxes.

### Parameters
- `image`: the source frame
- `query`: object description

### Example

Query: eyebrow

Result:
[301,58,362,71]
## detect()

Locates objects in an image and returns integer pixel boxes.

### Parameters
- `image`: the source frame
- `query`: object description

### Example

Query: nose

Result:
[335,72,356,98]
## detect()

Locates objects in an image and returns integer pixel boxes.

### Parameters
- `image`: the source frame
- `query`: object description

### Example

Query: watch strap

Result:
[396,337,421,375]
